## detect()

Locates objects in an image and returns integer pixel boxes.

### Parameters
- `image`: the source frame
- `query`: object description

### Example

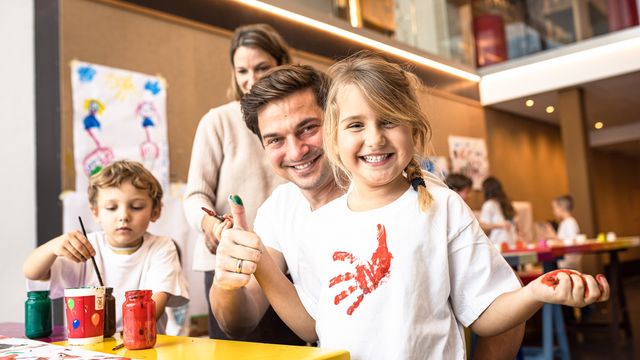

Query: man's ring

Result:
[235,258,243,274]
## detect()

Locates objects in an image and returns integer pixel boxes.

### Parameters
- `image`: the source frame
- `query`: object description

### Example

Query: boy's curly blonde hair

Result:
[88,160,163,209]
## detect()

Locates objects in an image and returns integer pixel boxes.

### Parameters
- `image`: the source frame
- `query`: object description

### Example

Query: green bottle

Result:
[25,290,52,338]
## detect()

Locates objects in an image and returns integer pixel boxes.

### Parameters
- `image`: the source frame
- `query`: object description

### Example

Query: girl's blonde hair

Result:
[324,51,433,211]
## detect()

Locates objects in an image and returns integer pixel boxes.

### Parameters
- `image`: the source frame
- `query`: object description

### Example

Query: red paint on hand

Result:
[329,224,393,315]
[541,269,604,298]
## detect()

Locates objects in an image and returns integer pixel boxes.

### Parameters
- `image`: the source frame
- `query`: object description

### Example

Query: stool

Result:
[521,262,571,360]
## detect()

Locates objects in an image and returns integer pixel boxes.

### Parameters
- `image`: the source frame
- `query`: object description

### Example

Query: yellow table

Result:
[55,335,349,359]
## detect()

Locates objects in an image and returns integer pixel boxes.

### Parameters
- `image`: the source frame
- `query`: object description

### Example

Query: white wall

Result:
[0,0,36,322]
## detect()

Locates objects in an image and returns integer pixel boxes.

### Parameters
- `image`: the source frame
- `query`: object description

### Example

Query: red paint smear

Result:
[329,272,354,287]
[541,269,604,298]
[329,224,393,315]
[333,251,358,264]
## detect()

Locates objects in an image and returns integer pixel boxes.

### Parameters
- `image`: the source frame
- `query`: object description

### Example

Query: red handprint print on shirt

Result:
[329,224,393,315]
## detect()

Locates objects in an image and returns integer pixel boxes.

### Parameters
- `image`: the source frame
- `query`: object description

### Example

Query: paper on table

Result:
[0,336,129,359]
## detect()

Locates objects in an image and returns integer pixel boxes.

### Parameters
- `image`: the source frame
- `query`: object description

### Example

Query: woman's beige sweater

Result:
[184,101,285,270]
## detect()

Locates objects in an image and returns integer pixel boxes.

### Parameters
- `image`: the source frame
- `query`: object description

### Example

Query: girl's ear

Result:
[412,128,422,147]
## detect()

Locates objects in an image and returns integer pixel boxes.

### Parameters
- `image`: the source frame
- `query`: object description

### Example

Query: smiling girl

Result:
[294,52,610,359]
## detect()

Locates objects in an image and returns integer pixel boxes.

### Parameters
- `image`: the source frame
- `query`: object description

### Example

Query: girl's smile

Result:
[336,84,414,208]
[358,153,394,166]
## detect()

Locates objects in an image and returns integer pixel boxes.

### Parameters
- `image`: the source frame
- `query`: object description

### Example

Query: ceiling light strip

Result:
[237,0,480,82]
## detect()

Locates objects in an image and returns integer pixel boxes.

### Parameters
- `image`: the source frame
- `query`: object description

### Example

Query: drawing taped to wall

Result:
[448,135,489,190]
[136,101,161,169]
[420,156,449,181]
[71,61,169,192]
[81,99,114,177]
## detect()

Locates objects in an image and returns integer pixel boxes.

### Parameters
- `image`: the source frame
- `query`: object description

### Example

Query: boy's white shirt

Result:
[256,174,521,360]
[41,231,189,333]
[557,216,581,269]
[557,216,580,241]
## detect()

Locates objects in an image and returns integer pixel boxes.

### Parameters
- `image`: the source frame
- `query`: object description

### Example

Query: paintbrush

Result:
[78,216,104,287]
[201,207,225,222]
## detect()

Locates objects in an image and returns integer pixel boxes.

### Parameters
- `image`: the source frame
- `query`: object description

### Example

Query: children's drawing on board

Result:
[71,61,169,192]
[81,98,114,176]
[137,101,161,169]
[448,135,489,190]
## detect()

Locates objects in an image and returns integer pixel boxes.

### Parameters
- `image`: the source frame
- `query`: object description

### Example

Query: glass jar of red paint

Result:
[122,290,156,350]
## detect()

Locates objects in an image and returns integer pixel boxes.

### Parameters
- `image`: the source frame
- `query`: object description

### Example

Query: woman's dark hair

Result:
[228,24,291,100]
[482,176,515,221]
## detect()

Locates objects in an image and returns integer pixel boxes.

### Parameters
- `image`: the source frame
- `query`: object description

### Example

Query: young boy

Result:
[552,195,580,241]
[551,195,581,268]
[23,160,189,333]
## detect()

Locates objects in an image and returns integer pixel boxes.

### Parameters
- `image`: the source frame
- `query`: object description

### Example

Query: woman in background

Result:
[480,176,516,249]
[183,24,301,344]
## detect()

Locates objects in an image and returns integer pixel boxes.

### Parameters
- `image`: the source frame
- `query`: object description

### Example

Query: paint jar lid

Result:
[27,290,50,299]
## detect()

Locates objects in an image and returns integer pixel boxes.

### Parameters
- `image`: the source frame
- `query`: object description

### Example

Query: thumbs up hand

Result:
[213,195,264,291]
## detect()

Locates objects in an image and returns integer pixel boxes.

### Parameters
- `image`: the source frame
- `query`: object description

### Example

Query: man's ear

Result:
[150,205,162,222]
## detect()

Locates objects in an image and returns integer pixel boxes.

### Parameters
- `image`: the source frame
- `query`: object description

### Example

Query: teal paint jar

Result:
[25,290,52,338]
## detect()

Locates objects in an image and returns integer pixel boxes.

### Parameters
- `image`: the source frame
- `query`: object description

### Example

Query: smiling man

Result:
[209,64,524,359]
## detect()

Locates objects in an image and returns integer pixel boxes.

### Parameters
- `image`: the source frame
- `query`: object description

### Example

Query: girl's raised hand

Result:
[526,269,610,307]
[51,230,96,263]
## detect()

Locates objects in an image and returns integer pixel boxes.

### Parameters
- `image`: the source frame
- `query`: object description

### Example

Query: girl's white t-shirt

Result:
[298,181,521,360]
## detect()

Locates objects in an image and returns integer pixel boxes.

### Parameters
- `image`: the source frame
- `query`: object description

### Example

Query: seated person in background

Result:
[551,195,580,241]
[23,160,189,333]
[480,176,517,249]
[445,173,472,201]
[549,195,581,269]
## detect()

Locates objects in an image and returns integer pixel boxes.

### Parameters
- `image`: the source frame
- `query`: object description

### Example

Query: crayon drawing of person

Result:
[82,99,114,176]
[137,101,160,169]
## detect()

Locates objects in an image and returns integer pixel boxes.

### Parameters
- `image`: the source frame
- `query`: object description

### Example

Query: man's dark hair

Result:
[445,173,472,192]
[241,64,331,140]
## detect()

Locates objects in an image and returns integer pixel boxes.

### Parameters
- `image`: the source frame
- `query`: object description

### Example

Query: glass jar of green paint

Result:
[25,290,52,338]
